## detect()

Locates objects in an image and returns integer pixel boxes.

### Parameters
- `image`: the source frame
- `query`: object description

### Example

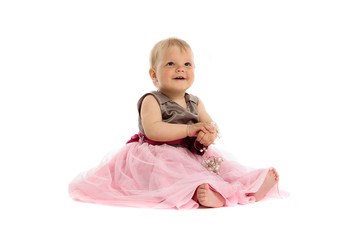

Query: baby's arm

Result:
[197,99,219,146]
[197,99,213,123]
[141,95,214,142]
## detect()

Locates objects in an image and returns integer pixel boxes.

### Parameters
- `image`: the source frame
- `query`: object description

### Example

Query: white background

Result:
[1,0,361,239]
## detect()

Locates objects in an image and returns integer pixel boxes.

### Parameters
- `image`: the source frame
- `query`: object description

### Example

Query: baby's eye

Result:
[166,62,175,66]
[185,62,192,67]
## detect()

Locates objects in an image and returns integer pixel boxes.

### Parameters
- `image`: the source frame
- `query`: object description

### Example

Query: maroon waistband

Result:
[126,132,207,155]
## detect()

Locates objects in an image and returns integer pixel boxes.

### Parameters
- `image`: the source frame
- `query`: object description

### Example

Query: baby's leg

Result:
[196,183,225,208]
[247,168,279,202]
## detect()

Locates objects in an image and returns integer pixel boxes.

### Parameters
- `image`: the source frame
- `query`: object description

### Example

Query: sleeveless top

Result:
[137,91,199,136]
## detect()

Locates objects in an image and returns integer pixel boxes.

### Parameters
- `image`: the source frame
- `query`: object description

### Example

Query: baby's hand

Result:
[187,122,215,137]
[196,131,217,147]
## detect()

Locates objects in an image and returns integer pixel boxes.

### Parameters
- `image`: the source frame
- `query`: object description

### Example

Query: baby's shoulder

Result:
[137,91,159,114]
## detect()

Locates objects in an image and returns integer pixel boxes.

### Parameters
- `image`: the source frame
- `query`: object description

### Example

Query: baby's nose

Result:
[176,67,185,72]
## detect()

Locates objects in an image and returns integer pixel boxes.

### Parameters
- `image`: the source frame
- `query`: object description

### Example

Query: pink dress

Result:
[69,91,286,209]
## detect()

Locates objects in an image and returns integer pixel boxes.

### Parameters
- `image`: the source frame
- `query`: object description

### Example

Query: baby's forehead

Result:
[160,46,193,60]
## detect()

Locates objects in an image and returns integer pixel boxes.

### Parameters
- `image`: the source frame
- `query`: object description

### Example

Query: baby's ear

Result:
[149,68,157,81]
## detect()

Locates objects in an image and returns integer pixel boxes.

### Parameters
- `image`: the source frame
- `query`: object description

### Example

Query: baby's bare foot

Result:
[197,183,225,208]
[247,168,279,202]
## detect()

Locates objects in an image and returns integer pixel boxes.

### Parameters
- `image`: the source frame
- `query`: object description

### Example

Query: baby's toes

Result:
[198,190,205,198]
[197,184,207,196]
[274,171,279,181]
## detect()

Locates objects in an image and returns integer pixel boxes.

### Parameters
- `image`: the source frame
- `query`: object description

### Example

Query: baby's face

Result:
[150,46,195,95]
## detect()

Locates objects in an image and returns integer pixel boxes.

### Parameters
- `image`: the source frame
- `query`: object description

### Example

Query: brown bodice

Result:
[137,91,199,135]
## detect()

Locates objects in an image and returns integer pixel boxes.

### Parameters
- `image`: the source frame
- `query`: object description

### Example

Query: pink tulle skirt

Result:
[69,142,286,209]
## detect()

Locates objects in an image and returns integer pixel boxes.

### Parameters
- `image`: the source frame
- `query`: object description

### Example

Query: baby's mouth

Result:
[174,76,186,80]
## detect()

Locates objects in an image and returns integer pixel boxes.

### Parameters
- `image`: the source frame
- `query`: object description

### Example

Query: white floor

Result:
[61,191,360,240]
[3,187,360,240]
[1,145,360,240]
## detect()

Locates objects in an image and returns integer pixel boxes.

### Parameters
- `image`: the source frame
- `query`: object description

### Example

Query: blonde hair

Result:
[149,37,193,69]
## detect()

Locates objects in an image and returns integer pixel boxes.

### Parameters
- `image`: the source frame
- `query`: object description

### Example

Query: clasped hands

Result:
[186,122,218,147]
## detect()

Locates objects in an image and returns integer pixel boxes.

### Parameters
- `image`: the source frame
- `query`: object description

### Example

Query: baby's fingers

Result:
[196,131,204,143]
[203,123,215,133]
[198,132,215,147]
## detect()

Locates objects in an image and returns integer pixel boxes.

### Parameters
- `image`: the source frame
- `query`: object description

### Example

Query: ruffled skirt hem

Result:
[69,143,288,209]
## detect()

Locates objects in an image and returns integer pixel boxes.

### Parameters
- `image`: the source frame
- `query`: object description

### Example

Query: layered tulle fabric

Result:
[69,141,286,209]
